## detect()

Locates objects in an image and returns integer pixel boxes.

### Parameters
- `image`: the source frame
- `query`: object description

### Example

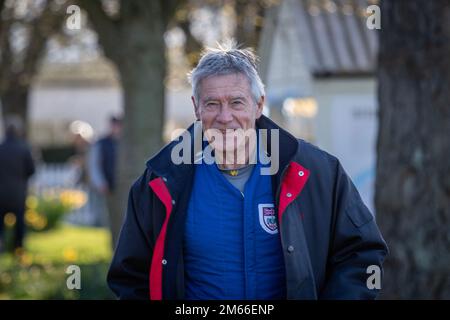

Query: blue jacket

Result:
[107,115,388,299]
[184,158,286,299]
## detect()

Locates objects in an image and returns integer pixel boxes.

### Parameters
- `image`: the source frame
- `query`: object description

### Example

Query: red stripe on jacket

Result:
[148,177,173,300]
[278,162,310,223]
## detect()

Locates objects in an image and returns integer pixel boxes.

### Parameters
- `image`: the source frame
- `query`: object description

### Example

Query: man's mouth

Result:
[218,128,239,134]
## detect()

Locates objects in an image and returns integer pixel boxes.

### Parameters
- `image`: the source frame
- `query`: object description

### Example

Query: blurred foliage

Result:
[26,190,87,233]
[2,190,88,253]
[0,224,114,299]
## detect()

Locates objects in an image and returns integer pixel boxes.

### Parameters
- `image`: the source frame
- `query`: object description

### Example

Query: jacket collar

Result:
[255,115,299,176]
[145,115,299,188]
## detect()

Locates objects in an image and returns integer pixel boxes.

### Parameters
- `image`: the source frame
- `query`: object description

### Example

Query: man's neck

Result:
[217,162,249,171]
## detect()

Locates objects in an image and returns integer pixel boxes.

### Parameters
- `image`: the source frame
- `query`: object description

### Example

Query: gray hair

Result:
[188,40,265,104]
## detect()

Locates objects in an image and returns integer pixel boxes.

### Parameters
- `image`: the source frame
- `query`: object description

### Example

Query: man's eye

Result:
[205,102,218,107]
[232,100,242,105]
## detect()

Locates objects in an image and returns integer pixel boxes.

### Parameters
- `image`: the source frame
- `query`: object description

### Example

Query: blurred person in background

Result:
[87,116,122,231]
[69,132,91,187]
[0,116,35,253]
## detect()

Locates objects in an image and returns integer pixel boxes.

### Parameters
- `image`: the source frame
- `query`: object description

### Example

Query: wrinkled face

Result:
[192,73,264,154]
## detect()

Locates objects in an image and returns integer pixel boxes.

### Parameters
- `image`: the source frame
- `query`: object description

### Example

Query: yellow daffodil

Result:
[4,212,16,227]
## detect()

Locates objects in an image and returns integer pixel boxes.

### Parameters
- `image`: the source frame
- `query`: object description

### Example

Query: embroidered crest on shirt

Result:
[258,203,278,234]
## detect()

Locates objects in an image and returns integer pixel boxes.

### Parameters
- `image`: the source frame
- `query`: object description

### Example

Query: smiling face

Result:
[192,73,264,156]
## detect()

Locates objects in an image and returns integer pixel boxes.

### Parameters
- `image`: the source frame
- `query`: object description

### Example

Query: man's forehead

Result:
[199,73,251,100]
[202,94,247,102]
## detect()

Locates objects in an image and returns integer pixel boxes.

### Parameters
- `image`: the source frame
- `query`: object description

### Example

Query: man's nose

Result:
[216,105,233,123]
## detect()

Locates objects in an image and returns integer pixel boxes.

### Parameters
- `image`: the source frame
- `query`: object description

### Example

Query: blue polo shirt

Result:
[183,158,286,299]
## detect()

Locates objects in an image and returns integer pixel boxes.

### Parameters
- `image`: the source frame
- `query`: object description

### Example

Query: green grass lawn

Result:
[0,224,115,300]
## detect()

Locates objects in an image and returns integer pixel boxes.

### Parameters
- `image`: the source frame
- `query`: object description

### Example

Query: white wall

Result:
[312,77,378,213]
[29,86,123,143]
[28,85,196,145]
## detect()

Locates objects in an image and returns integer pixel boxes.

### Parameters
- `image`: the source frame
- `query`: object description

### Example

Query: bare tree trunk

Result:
[376,0,450,299]
[110,39,166,248]
[80,0,180,247]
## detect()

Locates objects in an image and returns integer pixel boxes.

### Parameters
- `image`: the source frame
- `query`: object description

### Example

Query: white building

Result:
[258,0,379,212]
[28,58,195,147]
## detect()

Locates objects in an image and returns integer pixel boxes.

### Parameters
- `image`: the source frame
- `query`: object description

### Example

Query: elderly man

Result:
[107,43,388,300]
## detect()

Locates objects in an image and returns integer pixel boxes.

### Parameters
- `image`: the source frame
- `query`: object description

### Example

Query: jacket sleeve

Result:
[107,174,153,299]
[319,160,389,299]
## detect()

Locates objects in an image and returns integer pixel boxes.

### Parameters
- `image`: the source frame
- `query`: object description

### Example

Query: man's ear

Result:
[255,95,265,119]
[192,96,200,120]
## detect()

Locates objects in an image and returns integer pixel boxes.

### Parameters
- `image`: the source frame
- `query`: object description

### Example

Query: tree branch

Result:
[0,10,13,92]
[20,3,67,85]
[161,0,185,27]
[77,0,120,61]
[178,17,203,67]
[0,0,7,45]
